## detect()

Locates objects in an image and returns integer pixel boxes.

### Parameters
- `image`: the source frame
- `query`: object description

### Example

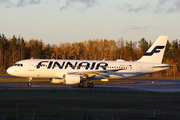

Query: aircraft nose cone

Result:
[7,67,12,74]
[7,67,16,75]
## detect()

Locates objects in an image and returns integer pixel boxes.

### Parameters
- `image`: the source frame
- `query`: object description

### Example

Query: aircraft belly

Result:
[21,69,56,78]
[107,73,137,79]
[107,75,124,79]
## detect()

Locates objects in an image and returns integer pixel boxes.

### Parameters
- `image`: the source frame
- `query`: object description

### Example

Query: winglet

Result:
[137,36,168,63]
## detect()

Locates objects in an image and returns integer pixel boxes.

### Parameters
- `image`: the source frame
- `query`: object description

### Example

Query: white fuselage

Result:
[7,59,170,79]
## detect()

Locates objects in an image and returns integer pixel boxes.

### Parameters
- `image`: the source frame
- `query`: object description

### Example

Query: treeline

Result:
[0,34,180,77]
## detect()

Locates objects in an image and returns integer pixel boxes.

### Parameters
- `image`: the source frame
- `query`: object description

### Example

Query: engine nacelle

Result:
[63,74,81,85]
[50,78,63,83]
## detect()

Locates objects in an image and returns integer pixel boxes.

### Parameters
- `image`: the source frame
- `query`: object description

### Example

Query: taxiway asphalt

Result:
[0,78,180,92]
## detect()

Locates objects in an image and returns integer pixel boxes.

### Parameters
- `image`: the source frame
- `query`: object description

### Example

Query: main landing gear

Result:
[87,82,94,88]
[78,81,84,87]
[27,77,32,86]
[78,81,94,88]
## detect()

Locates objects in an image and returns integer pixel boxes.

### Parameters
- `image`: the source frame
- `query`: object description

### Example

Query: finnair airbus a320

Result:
[7,36,171,88]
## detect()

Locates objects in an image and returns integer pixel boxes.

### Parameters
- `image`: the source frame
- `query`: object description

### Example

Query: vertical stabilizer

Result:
[137,36,168,63]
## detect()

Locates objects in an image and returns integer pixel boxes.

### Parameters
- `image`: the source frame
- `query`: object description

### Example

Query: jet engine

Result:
[63,74,81,85]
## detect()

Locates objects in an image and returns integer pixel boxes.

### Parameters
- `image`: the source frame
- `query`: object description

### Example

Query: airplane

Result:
[7,36,171,88]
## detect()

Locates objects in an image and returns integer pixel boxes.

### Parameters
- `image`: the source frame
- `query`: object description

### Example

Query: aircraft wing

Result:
[68,69,123,77]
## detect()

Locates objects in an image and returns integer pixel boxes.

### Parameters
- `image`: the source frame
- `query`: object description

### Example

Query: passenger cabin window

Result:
[14,63,23,67]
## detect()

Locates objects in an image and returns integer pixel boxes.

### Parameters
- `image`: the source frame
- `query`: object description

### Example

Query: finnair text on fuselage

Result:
[36,61,132,70]
[37,61,108,70]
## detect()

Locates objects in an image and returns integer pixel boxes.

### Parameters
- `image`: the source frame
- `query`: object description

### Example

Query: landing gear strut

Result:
[87,82,94,88]
[27,77,32,86]
[78,81,84,87]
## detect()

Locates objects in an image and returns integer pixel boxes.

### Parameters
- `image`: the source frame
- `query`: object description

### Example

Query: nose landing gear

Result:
[27,77,32,86]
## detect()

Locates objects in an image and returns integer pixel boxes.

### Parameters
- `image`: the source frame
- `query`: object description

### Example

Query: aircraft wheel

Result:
[27,82,32,86]
[87,82,94,88]
[28,77,32,86]
[78,81,84,87]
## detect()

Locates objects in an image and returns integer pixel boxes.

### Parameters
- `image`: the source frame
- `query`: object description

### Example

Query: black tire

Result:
[27,82,32,86]
[78,82,84,87]
[87,82,94,88]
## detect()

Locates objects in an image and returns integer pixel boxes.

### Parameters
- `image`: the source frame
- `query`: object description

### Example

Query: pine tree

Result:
[138,38,149,56]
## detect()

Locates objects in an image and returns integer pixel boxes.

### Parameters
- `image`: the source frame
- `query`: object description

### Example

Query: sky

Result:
[0,0,180,45]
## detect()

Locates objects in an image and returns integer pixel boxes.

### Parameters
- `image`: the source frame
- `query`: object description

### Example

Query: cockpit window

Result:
[14,63,23,67]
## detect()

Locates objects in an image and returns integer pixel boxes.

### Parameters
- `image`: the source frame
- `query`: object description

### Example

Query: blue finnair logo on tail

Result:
[144,46,165,56]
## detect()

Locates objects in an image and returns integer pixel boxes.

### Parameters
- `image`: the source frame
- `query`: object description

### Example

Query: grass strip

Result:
[0,90,180,120]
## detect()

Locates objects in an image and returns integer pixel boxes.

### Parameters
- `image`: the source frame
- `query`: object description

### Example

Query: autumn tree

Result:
[20,37,25,60]
[78,42,85,60]
[10,35,17,65]
[86,40,93,60]
[117,37,125,60]
[164,40,171,62]
[125,40,134,61]
[45,44,53,59]
[52,44,59,59]
[0,34,8,72]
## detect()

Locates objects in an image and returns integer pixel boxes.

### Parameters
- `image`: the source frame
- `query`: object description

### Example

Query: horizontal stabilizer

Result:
[152,65,175,68]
